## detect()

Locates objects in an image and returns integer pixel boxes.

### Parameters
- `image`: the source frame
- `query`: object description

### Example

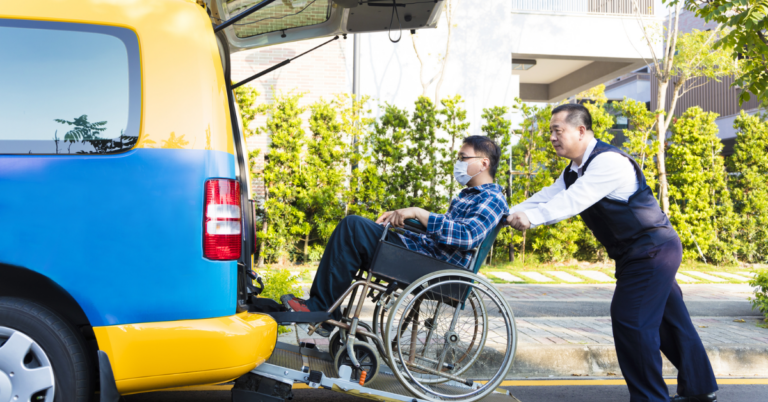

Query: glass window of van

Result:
[224,0,332,38]
[0,20,140,155]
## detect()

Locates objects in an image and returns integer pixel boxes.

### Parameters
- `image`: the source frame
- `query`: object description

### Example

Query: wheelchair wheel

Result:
[333,342,380,385]
[329,329,369,358]
[372,293,395,361]
[384,270,516,402]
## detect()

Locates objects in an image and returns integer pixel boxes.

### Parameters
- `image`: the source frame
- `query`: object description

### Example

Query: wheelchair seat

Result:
[368,217,505,301]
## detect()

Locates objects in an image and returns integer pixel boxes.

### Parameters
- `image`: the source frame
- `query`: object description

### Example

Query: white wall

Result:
[508,12,661,61]
[344,0,521,135]
[605,78,651,103]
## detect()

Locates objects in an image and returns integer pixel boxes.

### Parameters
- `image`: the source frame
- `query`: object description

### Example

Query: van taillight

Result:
[204,179,241,260]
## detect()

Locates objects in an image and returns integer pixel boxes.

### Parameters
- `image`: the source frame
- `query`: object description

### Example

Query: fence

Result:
[511,0,654,16]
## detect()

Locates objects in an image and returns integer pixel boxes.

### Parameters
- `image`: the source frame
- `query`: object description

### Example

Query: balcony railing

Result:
[511,0,654,16]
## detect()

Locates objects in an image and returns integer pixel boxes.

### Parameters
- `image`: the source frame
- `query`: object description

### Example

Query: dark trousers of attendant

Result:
[611,237,718,402]
[304,215,404,325]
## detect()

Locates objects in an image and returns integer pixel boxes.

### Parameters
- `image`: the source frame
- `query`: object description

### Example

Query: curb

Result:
[507,344,768,378]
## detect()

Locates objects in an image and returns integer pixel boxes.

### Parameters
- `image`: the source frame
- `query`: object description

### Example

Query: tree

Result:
[508,102,583,264]
[480,105,513,262]
[296,99,347,261]
[256,92,307,264]
[667,107,736,264]
[347,102,409,219]
[614,98,660,195]
[680,0,768,106]
[439,95,471,201]
[728,111,768,263]
[634,0,740,215]
[234,85,261,138]
[55,115,107,153]
[404,97,446,212]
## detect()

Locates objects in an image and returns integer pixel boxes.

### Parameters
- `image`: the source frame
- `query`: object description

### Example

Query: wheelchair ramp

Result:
[257,342,521,402]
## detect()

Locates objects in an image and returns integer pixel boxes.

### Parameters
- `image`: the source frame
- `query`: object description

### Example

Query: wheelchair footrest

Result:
[266,311,332,325]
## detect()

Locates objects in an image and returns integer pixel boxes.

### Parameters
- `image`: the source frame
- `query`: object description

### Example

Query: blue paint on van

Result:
[0,148,238,326]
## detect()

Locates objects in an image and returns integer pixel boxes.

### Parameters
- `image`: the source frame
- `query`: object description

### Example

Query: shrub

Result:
[749,268,768,327]
[259,268,305,334]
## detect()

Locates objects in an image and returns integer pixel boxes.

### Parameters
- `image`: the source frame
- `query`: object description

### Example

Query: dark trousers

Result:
[611,237,718,401]
[304,215,404,322]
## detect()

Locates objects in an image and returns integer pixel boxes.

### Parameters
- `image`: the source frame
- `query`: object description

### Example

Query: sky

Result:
[0,26,130,141]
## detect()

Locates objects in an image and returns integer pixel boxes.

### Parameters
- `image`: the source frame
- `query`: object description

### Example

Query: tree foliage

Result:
[257,92,307,264]
[728,111,768,263]
[296,99,348,260]
[667,107,736,264]
[613,98,660,196]
[680,0,768,106]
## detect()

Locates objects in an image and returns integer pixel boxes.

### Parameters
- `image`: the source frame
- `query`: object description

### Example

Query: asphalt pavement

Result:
[124,381,768,402]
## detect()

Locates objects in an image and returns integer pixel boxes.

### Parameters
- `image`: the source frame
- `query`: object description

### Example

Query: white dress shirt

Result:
[511,138,639,228]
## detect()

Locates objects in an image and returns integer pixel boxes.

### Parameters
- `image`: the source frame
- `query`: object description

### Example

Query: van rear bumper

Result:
[94,311,277,394]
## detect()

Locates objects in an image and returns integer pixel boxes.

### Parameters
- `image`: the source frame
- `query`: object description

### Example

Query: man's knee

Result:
[339,214,370,229]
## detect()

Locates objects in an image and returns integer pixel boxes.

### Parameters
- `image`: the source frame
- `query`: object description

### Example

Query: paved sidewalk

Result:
[285,283,767,378]
[515,317,768,346]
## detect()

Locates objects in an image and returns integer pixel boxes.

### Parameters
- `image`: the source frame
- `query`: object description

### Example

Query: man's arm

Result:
[427,194,507,251]
[510,172,566,213]
[509,153,634,230]
[376,207,430,228]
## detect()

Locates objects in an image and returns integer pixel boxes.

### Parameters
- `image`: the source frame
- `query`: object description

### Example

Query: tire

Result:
[329,329,369,359]
[333,342,380,385]
[0,297,94,402]
[384,270,517,402]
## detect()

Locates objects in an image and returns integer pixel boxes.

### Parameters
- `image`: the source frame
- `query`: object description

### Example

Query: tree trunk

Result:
[303,234,310,263]
[656,79,670,215]
[257,215,267,267]
[521,230,527,264]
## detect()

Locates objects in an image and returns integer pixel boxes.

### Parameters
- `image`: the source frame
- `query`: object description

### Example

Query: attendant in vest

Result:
[507,104,717,402]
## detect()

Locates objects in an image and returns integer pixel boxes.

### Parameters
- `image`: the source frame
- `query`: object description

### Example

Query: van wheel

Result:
[0,298,94,402]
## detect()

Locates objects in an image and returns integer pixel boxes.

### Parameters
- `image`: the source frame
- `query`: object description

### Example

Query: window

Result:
[0,19,140,155]
[225,0,333,38]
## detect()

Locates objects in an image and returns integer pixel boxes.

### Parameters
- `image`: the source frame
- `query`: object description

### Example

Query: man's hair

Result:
[462,135,501,179]
[551,103,593,131]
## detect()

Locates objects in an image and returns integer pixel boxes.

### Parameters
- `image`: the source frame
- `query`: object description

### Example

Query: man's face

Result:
[549,111,585,160]
[457,144,487,177]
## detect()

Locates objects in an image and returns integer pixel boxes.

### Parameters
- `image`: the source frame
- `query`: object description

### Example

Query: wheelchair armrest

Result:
[403,218,427,234]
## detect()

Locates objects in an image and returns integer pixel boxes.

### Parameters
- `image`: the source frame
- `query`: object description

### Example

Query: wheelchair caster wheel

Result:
[333,343,380,385]
[329,330,368,358]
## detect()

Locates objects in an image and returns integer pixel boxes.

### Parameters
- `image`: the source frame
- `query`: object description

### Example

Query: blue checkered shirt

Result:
[397,183,509,268]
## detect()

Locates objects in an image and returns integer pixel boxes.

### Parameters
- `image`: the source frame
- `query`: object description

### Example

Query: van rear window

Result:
[0,20,140,155]
[225,0,332,38]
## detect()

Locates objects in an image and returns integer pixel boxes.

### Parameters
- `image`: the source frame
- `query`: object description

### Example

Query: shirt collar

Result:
[461,182,499,195]
[569,137,598,172]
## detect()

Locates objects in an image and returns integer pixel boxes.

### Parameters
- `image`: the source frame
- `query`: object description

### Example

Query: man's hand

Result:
[506,211,531,231]
[376,207,427,228]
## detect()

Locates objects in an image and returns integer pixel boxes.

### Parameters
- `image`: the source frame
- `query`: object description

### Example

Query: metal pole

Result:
[350,33,362,179]
[352,34,361,100]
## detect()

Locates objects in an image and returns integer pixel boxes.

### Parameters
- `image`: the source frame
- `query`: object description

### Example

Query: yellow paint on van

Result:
[2,0,235,154]
[94,312,278,394]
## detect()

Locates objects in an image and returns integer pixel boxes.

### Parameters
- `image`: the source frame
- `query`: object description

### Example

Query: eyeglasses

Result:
[456,156,485,162]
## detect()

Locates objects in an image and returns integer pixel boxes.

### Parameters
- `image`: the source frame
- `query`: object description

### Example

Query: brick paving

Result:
[287,283,763,354]
[514,316,768,345]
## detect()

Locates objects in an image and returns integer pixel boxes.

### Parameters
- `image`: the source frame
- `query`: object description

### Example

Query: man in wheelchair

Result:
[281,135,508,337]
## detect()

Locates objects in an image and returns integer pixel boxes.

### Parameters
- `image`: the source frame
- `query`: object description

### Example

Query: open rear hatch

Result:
[206,0,444,53]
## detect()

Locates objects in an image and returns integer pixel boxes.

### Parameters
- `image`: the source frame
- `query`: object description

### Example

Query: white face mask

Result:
[453,159,483,186]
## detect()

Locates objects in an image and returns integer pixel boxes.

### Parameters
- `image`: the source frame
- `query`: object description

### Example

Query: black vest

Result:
[564,140,677,262]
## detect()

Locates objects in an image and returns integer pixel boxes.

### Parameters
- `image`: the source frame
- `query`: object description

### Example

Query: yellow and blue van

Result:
[0,0,442,400]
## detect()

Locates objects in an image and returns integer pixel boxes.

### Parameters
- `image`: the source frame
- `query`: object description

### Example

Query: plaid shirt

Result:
[397,183,509,268]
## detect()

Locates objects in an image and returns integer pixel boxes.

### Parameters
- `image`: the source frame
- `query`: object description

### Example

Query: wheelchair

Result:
[312,218,517,402]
